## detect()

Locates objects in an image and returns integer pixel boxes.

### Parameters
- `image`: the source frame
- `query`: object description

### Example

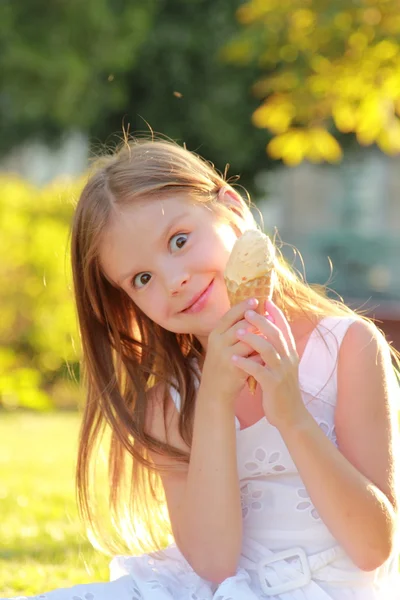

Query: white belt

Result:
[240,542,375,597]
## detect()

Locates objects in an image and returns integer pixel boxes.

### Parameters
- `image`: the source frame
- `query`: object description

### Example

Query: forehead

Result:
[107,195,209,236]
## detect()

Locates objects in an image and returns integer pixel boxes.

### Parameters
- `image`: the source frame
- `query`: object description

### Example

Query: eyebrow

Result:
[118,211,189,285]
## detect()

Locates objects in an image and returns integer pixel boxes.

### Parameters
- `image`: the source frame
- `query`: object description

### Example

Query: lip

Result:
[181,280,214,314]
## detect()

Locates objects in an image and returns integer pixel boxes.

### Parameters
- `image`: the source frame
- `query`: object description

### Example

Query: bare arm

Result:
[146,385,240,583]
[279,320,399,571]
[234,305,399,572]
[147,299,259,582]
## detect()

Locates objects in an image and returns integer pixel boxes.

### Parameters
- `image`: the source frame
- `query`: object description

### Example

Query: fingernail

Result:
[236,328,246,337]
[232,355,239,362]
[267,315,275,323]
[245,310,256,319]
[247,298,258,307]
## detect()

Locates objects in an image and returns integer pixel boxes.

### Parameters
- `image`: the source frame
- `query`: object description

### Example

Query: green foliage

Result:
[5,0,400,175]
[0,0,156,153]
[225,0,400,164]
[0,175,82,409]
[0,0,271,191]
[100,0,270,188]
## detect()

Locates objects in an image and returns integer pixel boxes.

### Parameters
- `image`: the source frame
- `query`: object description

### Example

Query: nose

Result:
[168,270,190,295]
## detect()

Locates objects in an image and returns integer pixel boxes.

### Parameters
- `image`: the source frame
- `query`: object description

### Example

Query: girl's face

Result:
[99,195,239,348]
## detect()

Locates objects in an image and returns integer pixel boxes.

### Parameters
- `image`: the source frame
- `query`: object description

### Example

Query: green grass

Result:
[0,413,110,597]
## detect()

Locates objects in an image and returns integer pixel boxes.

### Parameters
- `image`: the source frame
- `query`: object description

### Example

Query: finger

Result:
[244,310,289,358]
[216,298,259,334]
[231,340,260,358]
[231,354,267,383]
[265,300,296,353]
[236,331,281,369]
[248,353,265,366]
[225,319,258,345]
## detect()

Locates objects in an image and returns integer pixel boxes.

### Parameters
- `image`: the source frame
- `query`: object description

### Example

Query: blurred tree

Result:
[0,175,79,409]
[98,0,269,188]
[223,0,400,165]
[0,0,270,190]
[0,0,155,152]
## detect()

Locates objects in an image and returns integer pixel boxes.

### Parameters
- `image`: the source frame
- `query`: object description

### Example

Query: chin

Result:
[195,312,225,337]
[168,321,216,339]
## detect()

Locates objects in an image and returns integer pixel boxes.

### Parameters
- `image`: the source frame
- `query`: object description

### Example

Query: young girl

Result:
[5,138,400,599]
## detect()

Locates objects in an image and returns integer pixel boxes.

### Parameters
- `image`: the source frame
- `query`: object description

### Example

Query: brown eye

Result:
[170,233,188,252]
[133,272,152,288]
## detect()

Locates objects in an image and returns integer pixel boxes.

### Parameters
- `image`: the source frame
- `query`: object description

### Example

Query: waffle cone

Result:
[225,273,274,394]
[225,275,274,309]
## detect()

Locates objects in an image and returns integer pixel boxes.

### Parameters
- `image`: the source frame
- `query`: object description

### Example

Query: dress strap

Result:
[169,385,182,412]
[169,360,201,413]
[299,316,359,401]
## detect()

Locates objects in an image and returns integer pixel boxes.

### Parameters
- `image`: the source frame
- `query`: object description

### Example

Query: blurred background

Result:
[1,0,400,594]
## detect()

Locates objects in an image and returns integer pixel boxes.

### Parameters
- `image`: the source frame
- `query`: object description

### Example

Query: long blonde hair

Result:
[71,136,398,555]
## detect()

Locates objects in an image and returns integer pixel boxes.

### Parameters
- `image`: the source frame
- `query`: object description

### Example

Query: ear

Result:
[217,185,248,229]
[218,184,243,207]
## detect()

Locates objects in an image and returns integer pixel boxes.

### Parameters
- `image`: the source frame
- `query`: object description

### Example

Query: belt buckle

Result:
[257,547,311,596]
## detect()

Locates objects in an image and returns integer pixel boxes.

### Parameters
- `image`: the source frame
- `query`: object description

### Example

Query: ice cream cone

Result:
[225,274,274,394]
[225,275,274,311]
[224,230,275,395]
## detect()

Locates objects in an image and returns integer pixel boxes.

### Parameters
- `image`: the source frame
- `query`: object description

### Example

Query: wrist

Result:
[274,407,314,438]
[199,375,237,406]
[197,382,236,415]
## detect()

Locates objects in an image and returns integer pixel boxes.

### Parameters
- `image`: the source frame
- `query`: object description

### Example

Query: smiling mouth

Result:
[181,280,214,314]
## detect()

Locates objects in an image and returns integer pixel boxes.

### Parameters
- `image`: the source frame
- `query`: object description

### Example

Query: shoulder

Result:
[334,318,399,510]
[313,315,391,366]
[336,316,399,424]
[144,382,190,467]
[144,382,176,441]
[338,317,393,369]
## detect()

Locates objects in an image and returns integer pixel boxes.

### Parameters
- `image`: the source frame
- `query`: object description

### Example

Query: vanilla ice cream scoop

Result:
[224,229,275,289]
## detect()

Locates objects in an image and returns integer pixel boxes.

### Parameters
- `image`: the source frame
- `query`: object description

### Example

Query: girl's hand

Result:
[202,298,262,404]
[232,300,308,430]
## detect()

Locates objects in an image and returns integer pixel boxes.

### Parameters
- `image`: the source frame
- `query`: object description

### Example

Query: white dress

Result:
[5,317,400,599]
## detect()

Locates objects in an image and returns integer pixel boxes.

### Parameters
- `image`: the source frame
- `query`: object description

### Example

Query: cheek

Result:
[133,289,169,325]
[197,236,233,270]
